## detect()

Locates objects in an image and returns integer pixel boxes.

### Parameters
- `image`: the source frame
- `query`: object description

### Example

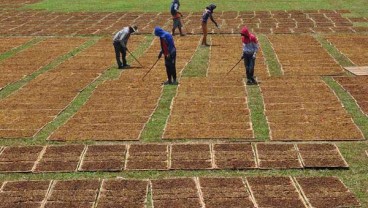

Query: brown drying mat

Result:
[327,35,368,66]
[213,143,257,169]
[96,179,149,207]
[170,144,212,170]
[0,142,352,173]
[295,176,361,208]
[246,176,307,208]
[0,10,358,36]
[334,76,368,115]
[34,145,85,172]
[151,178,202,208]
[0,146,43,172]
[199,177,255,208]
[79,144,126,172]
[0,176,361,208]
[44,179,101,208]
[256,143,303,169]
[0,180,51,207]
[125,144,168,170]
[297,143,349,168]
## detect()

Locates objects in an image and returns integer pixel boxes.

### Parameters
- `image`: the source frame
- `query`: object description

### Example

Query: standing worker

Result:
[201,4,218,46]
[171,0,185,36]
[113,25,138,69]
[240,26,259,85]
[154,26,178,85]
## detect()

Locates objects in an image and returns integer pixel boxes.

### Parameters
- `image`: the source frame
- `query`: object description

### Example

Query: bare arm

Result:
[210,14,218,27]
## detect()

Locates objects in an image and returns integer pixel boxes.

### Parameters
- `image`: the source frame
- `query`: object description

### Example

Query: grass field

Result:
[1,0,368,207]
[25,0,367,17]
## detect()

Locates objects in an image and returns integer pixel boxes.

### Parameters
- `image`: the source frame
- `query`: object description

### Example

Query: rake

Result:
[126,48,143,68]
[226,57,243,75]
[141,57,160,80]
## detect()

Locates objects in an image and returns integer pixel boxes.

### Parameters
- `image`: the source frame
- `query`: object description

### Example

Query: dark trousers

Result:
[243,53,255,81]
[113,42,127,67]
[165,51,177,83]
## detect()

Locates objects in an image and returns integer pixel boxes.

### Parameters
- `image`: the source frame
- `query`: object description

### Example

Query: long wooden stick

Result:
[226,58,243,75]
[127,48,143,67]
[141,58,160,80]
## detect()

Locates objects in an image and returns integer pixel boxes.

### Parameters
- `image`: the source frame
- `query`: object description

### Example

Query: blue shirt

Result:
[202,9,212,23]
[154,27,176,54]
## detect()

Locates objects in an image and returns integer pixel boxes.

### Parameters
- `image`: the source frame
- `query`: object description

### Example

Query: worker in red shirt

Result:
[154,26,178,85]
[240,26,259,85]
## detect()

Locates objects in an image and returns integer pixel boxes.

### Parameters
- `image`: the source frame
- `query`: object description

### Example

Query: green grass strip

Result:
[337,142,368,206]
[0,37,43,62]
[146,185,153,208]
[323,77,368,139]
[258,35,283,77]
[314,34,355,69]
[141,38,208,142]
[181,39,210,77]
[33,36,153,143]
[32,65,121,143]
[247,85,269,141]
[33,75,105,142]
[0,38,97,100]
[353,22,368,27]
[140,85,177,142]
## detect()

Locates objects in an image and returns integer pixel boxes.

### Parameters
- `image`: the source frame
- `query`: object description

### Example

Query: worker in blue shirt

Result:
[154,26,178,85]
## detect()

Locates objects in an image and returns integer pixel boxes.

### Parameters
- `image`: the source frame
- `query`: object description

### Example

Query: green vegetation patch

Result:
[314,34,355,69]
[323,77,368,139]
[140,85,177,142]
[181,40,210,77]
[247,85,269,141]
[0,38,43,62]
[25,0,368,16]
[258,35,283,77]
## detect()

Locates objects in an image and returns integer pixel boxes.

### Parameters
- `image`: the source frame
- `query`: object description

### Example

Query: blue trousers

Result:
[243,53,255,81]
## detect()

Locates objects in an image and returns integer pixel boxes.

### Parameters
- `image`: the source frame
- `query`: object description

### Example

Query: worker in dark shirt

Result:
[154,26,178,85]
[201,4,218,46]
[171,0,185,36]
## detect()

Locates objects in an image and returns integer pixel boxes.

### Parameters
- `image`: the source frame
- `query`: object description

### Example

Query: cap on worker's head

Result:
[131,25,138,33]
[208,3,216,11]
